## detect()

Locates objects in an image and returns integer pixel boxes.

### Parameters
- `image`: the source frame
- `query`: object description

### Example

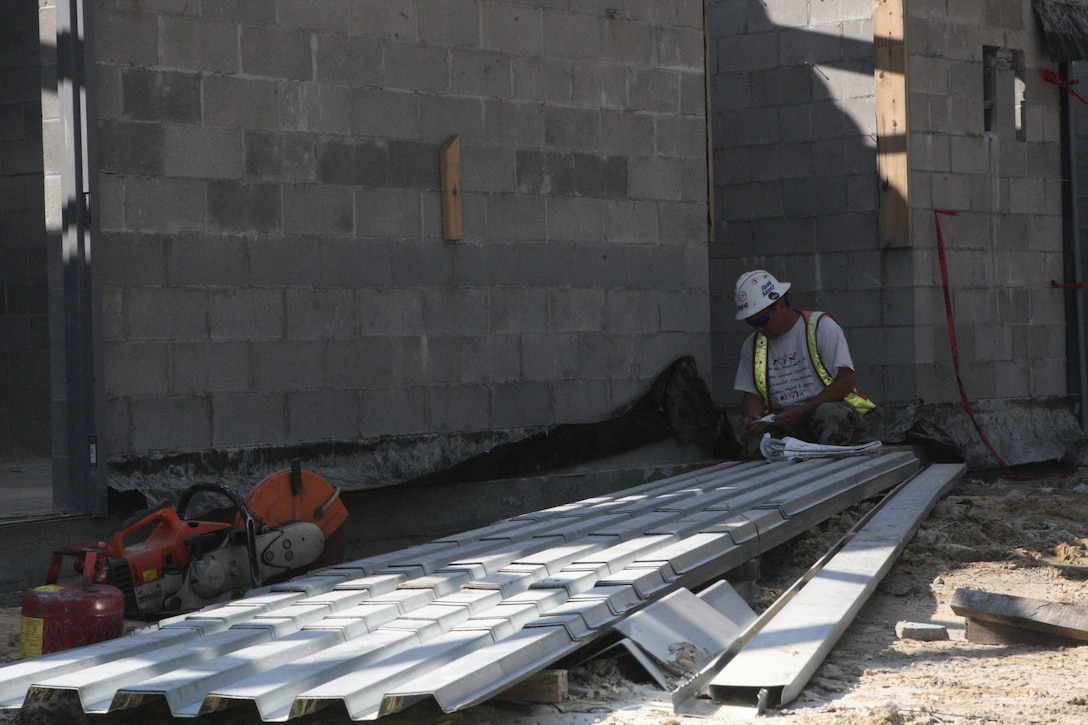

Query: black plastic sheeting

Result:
[405,356,741,488]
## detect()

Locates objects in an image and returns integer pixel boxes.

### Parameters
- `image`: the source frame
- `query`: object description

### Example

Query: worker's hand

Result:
[771,404,809,430]
[742,413,767,433]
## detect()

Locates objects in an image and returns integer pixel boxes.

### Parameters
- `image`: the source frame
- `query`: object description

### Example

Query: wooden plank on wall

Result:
[874,0,910,248]
[440,135,463,242]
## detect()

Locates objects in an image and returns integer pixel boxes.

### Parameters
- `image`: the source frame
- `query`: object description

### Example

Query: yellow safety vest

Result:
[753,310,875,415]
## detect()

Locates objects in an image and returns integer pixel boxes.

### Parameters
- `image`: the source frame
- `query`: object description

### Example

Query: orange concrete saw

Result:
[97,461,347,618]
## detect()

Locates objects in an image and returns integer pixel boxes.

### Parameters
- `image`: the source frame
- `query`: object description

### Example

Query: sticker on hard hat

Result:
[737,291,747,302]
[768,292,779,300]
[760,281,774,295]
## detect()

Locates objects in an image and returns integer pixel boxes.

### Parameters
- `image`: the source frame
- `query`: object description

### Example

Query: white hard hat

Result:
[734,270,791,320]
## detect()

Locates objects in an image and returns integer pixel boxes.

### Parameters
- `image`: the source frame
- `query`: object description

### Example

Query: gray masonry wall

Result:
[709,0,1066,413]
[94,0,711,475]
[905,0,1064,404]
[0,0,52,458]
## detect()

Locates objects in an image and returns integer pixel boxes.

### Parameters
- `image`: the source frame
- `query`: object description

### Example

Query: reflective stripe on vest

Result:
[753,310,875,415]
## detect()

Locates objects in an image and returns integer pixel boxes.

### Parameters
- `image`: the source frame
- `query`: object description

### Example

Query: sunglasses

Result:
[746,301,777,327]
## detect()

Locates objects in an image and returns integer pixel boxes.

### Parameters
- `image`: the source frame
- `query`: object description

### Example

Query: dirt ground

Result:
[5,466,1088,724]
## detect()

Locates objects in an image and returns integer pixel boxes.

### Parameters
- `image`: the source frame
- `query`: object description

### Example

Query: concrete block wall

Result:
[94,0,711,468]
[708,0,884,405]
[0,0,51,457]
[906,0,1064,405]
[709,0,1066,413]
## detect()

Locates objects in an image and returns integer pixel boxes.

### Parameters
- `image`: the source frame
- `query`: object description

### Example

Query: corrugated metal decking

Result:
[0,451,922,722]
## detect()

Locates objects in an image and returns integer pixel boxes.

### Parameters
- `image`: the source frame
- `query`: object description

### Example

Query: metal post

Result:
[55,0,104,514]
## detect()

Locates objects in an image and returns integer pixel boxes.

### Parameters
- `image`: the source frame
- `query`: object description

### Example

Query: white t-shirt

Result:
[733,312,855,412]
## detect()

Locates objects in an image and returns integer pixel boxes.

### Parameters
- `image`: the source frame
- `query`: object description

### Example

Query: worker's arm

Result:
[741,391,768,433]
[772,367,855,429]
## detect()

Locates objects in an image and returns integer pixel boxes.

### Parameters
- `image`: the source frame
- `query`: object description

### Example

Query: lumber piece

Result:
[951,588,1088,643]
[495,669,567,703]
[964,617,1081,647]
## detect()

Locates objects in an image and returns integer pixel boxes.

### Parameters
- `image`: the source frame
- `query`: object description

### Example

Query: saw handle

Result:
[175,483,262,589]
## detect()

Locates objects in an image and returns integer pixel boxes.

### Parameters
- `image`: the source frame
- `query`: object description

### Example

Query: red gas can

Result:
[21,546,124,658]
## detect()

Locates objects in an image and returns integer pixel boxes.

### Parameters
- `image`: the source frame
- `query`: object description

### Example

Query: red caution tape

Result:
[1042,69,1088,106]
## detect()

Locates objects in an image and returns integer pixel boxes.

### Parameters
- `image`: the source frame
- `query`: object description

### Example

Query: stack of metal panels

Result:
[0,450,921,722]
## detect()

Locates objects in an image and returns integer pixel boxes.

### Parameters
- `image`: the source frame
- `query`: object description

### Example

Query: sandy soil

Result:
[4,467,1088,724]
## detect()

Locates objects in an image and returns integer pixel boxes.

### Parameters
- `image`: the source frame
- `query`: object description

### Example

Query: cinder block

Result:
[600,110,654,156]
[245,131,317,182]
[423,287,489,335]
[655,115,706,159]
[894,621,949,641]
[628,68,679,114]
[460,334,522,382]
[512,56,572,104]
[577,333,635,379]
[551,378,609,423]
[385,43,449,93]
[319,238,393,288]
[452,241,519,287]
[100,231,167,286]
[517,241,576,284]
[427,383,490,432]
[160,16,238,74]
[600,16,653,65]
[98,120,164,176]
[521,332,579,380]
[655,26,703,71]
[130,394,211,451]
[207,181,282,234]
[572,63,628,110]
[628,245,687,289]
[573,154,627,198]
[317,139,387,186]
[316,32,382,85]
[104,341,168,396]
[486,194,546,241]
[211,393,287,448]
[715,31,777,73]
[168,233,248,285]
[288,389,359,441]
[605,289,660,333]
[241,25,313,80]
[202,0,275,25]
[543,11,599,59]
[203,75,280,130]
[286,288,356,340]
[570,243,630,289]
[283,183,354,236]
[420,0,480,47]
[95,65,122,119]
[323,337,397,389]
[420,94,485,144]
[628,156,683,201]
[123,177,205,233]
[281,82,352,135]
[390,239,456,286]
[543,105,602,150]
[388,139,442,189]
[352,87,420,139]
[489,288,548,333]
[661,289,710,332]
[550,288,605,333]
[171,341,250,394]
[481,3,541,54]
[516,150,575,196]
[397,334,459,385]
[460,145,516,193]
[484,99,545,148]
[359,387,426,436]
[356,187,422,238]
[95,9,158,66]
[164,125,243,179]
[348,0,418,40]
[210,288,284,341]
[603,199,657,244]
[246,236,321,286]
[546,196,602,242]
[250,340,324,390]
[491,381,553,428]
[451,48,512,98]
[357,288,426,336]
[278,0,351,30]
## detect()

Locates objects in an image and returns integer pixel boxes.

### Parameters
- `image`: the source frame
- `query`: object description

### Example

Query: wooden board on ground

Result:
[951,588,1088,643]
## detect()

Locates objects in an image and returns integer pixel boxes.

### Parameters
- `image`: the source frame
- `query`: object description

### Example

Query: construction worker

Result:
[732,270,874,457]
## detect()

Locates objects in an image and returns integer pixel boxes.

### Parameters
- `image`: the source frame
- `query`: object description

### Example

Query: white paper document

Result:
[759,433,882,461]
